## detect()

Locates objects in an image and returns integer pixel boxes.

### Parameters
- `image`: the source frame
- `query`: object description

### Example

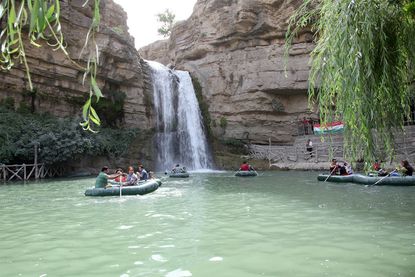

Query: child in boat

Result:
[125,166,138,186]
[114,168,127,182]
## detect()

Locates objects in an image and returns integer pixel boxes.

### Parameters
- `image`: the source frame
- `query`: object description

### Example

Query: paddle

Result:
[371,169,397,186]
[324,166,338,182]
[119,174,122,197]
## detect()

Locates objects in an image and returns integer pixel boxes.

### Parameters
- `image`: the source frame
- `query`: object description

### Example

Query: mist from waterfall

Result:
[147,61,213,171]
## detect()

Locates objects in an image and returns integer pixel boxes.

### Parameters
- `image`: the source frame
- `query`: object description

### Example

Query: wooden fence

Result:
[0,163,65,182]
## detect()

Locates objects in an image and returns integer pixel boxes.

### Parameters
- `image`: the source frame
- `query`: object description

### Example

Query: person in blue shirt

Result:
[138,165,148,181]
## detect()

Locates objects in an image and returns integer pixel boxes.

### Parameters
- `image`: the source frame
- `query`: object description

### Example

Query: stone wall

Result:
[140,0,317,145]
[0,0,153,129]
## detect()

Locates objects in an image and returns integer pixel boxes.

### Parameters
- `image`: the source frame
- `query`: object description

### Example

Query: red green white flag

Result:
[313,121,344,135]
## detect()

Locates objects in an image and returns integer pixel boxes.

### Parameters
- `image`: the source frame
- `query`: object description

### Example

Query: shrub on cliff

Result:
[0,106,137,165]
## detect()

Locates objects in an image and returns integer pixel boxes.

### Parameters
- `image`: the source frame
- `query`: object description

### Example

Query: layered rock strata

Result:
[140,0,316,144]
[0,0,152,129]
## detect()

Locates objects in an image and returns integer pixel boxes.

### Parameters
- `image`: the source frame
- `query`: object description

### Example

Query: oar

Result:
[119,176,122,197]
[371,169,396,186]
[324,166,337,182]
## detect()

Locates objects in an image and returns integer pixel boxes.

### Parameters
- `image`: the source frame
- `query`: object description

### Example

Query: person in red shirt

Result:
[240,161,252,171]
[114,168,127,182]
[373,160,381,171]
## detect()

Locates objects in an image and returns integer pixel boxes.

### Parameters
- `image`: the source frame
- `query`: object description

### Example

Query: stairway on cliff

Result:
[248,125,415,165]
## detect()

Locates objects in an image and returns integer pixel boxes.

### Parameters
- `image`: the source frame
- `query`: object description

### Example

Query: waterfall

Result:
[147,61,212,171]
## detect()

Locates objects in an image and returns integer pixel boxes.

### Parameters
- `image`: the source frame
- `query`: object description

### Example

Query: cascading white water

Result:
[148,61,212,171]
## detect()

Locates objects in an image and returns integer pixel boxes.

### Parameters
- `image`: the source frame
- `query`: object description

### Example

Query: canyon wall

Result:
[140,0,316,145]
[0,0,152,129]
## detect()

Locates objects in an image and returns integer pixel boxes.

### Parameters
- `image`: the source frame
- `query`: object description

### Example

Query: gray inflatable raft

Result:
[235,171,258,177]
[169,172,190,178]
[317,174,415,186]
[85,179,162,196]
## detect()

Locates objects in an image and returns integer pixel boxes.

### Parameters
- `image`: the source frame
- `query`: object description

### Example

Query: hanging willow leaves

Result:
[0,0,102,132]
[79,0,102,132]
[285,0,415,164]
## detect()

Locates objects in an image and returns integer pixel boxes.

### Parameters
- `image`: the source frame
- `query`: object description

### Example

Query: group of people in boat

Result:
[95,164,154,188]
[371,159,413,177]
[168,164,187,174]
[329,159,353,175]
[329,158,414,176]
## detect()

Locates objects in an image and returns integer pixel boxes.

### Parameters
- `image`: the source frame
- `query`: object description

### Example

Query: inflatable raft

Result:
[317,174,415,186]
[169,172,190,178]
[85,179,162,196]
[317,174,354,183]
[235,170,258,177]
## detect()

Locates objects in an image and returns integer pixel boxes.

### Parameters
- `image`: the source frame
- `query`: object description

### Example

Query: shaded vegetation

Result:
[66,90,126,128]
[219,138,248,155]
[191,75,213,139]
[0,100,138,165]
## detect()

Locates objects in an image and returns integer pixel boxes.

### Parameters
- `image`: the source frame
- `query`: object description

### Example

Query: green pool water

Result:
[0,171,414,277]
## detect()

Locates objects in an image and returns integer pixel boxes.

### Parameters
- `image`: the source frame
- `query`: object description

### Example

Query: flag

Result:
[313,121,344,135]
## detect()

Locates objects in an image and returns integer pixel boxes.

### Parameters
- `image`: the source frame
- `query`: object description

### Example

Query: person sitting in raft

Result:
[172,164,182,173]
[240,161,254,171]
[138,165,149,181]
[339,162,350,175]
[373,160,381,171]
[149,171,156,179]
[400,160,414,176]
[95,166,121,188]
[345,162,353,175]
[114,168,127,182]
[329,159,339,175]
[125,166,138,186]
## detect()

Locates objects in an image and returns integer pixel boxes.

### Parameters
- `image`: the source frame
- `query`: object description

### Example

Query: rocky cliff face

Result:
[0,0,152,129]
[140,0,316,144]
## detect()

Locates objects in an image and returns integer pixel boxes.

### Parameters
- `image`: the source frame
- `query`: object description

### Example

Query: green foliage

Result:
[95,91,125,127]
[0,106,138,165]
[16,101,31,114]
[220,138,248,155]
[285,0,415,163]
[0,97,15,110]
[0,0,103,132]
[66,90,126,127]
[219,117,227,129]
[156,9,176,37]
[191,75,213,139]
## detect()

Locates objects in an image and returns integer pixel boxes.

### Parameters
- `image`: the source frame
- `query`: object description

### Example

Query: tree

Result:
[156,9,176,37]
[285,0,415,164]
[0,0,102,132]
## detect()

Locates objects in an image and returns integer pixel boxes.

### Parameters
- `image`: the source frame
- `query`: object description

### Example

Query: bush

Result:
[219,117,227,129]
[0,106,138,165]
[220,138,248,155]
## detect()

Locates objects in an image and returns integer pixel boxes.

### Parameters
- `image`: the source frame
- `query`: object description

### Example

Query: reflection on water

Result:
[0,172,414,277]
